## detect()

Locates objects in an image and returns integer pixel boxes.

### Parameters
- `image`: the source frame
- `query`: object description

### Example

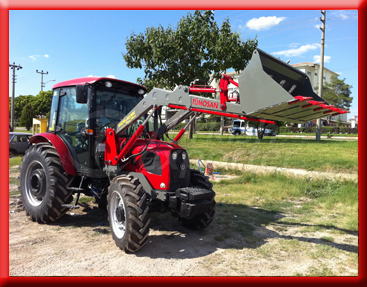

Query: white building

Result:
[290,62,347,124]
[348,115,358,128]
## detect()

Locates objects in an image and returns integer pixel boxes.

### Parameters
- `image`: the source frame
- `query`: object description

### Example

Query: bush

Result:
[207,115,221,122]
[279,126,290,133]
[19,103,36,131]
[290,126,298,133]
[346,127,358,134]
[172,123,186,131]
[321,126,334,134]
[195,122,221,131]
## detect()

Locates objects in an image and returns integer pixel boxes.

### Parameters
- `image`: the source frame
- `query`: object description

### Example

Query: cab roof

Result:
[52,77,146,91]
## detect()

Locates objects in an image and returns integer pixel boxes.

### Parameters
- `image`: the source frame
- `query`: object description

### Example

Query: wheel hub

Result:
[115,205,125,223]
[30,169,46,198]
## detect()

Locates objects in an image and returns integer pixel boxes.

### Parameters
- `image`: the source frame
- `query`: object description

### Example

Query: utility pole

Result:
[36,70,48,91]
[9,63,23,128]
[316,10,326,141]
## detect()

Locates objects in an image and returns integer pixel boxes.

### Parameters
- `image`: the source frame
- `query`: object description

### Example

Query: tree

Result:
[337,115,343,127]
[9,95,35,120]
[19,103,36,130]
[123,10,258,138]
[316,75,353,109]
[314,75,353,125]
[33,90,53,117]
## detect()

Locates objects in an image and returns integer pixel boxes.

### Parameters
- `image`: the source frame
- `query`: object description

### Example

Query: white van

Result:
[232,120,277,136]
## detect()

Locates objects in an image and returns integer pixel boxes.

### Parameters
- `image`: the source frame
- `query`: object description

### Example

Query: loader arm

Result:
[106,48,349,165]
[106,85,276,165]
[114,85,275,137]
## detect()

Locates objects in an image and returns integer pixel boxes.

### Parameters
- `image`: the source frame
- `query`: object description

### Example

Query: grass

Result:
[277,133,358,137]
[9,156,23,168]
[9,157,21,196]
[178,134,358,173]
[204,171,358,275]
[212,171,358,233]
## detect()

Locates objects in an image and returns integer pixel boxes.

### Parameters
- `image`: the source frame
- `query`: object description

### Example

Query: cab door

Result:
[51,87,91,172]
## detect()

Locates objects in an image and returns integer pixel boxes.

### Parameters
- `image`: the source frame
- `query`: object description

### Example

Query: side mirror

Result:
[76,84,88,103]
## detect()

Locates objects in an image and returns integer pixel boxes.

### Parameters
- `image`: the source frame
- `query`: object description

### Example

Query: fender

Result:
[29,133,77,176]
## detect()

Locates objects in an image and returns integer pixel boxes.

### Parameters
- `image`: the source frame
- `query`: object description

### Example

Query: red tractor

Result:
[19,49,348,252]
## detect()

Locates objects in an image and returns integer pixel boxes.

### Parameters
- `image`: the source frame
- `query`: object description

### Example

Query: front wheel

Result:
[181,169,216,229]
[107,175,150,252]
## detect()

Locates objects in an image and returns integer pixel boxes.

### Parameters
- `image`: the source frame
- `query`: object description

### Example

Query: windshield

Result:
[94,90,142,129]
[233,121,241,127]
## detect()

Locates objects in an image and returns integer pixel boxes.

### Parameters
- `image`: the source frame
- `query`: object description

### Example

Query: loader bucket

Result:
[238,48,338,123]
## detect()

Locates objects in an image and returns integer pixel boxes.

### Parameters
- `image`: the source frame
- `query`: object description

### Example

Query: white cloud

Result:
[44,54,49,58]
[273,44,320,57]
[87,75,95,77]
[289,43,299,48]
[339,13,349,19]
[29,55,41,61]
[106,75,115,78]
[333,11,349,19]
[313,55,331,63]
[246,16,286,31]
[315,24,321,29]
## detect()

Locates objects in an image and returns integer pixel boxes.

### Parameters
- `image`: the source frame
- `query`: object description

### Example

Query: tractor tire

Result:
[107,175,150,253]
[19,143,74,223]
[181,169,216,230]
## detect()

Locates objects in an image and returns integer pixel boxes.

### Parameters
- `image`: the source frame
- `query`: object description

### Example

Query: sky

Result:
[9,10,358,119]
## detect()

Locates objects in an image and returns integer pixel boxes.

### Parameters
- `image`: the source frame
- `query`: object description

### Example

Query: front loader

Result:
[19,48,348,252]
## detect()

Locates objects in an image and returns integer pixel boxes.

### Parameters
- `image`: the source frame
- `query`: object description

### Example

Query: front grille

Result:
[169,149,190,191]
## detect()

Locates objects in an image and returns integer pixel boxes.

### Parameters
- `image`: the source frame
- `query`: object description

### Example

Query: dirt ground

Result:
[9,181,359,277]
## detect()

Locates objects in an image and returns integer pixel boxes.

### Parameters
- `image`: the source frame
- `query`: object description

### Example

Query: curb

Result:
[190,159,358,182]
[169,132,358,139]
[276,135,358,140]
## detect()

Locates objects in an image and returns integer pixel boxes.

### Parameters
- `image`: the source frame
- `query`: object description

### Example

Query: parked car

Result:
[231,119,277,137]
[9,132,32,157]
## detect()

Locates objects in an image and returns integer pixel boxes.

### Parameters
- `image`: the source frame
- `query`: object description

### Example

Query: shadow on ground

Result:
[49,201,358,259]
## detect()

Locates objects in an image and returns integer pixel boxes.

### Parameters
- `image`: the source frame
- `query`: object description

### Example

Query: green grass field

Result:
[277,133,358,137]
[177,134,358,174]
[9,134,358,275]
[212,170,358,232]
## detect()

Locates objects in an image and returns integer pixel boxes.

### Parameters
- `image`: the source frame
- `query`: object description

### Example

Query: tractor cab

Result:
[47,77,146,177]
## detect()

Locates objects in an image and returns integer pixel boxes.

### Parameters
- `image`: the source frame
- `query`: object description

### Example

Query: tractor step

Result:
[67,187,84,192]
[176,187,215,202]
[62,204,80,209]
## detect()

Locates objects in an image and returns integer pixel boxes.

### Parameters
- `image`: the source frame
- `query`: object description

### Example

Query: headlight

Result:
[172,151,178,160]
[182,152,187,160]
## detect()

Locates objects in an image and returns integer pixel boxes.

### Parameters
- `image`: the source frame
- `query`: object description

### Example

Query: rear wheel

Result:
[181,169,216,229]
[19,143,74,223]
[107,175,150,252]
